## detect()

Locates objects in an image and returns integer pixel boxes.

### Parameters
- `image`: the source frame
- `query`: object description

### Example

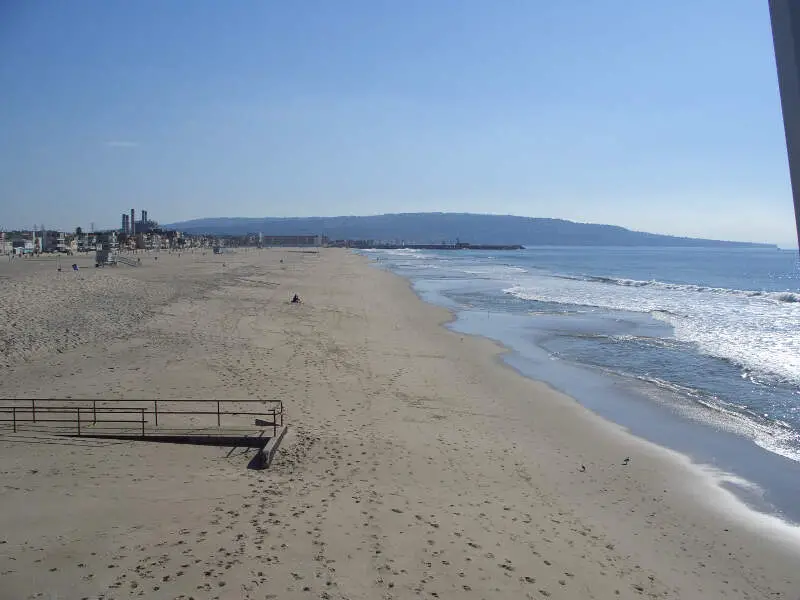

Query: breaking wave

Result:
[553,274,800,304]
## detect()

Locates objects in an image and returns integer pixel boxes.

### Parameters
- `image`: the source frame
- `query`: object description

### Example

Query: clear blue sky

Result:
[0,0,796,245]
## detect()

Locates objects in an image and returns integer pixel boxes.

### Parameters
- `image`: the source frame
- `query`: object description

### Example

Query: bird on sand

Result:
[622,457,630,466]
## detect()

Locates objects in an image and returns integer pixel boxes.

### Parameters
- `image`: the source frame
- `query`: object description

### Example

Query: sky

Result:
[0,1,797,246]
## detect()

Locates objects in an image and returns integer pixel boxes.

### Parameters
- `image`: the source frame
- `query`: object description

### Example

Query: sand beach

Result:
[1,249,798,599]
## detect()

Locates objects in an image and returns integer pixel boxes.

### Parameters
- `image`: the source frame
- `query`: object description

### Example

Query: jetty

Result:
[371,242,524,251]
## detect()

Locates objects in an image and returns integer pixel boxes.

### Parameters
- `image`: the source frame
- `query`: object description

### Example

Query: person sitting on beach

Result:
[291,294,301,304]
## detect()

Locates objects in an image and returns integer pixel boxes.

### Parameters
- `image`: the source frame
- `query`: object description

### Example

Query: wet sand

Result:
[1,248,798,599]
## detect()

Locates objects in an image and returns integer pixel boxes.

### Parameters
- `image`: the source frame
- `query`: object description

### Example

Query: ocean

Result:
[362,246,800,525]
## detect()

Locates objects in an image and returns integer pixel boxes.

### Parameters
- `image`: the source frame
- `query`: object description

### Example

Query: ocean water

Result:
[363,246,800,523]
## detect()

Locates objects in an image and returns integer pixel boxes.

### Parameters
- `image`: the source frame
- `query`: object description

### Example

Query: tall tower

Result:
[141,209,148,225]
[131,209,135,236]
[122,213,130,233]
[769,0,800,248]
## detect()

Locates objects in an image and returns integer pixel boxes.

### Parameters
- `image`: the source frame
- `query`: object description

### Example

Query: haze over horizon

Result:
[1,1,798,247]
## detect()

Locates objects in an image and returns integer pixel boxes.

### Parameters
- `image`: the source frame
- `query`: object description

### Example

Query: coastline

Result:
[373,248,800,524]
[461,310,800,533]
[1,248,798,599]
[373,254,800,536]
[448,304,800,524]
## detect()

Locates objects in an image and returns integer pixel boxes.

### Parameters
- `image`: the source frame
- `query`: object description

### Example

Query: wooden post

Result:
[141,408,145,437]
[77,408,81,436]
[12,407,16,433]
[217,400,221,427]
[769,0,800,248]
[93,400,97,424]
[154,399,158,426]
[31,399,36,423]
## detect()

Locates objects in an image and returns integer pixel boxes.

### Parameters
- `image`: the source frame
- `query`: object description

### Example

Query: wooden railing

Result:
[0,399,284,437]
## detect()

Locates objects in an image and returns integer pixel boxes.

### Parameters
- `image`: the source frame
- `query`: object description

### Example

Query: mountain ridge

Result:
[163,213,776,248]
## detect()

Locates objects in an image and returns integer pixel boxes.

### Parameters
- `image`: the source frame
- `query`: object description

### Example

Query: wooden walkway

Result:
[0,399,287,467]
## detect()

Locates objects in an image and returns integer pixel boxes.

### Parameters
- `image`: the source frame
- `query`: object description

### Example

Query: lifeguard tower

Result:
[95,232,119,267]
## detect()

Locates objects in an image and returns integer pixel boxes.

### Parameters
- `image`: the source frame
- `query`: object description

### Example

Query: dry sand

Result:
[1,249,798,600]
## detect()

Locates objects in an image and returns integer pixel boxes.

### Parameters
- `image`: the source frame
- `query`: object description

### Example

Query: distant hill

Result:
[164,213,776,248]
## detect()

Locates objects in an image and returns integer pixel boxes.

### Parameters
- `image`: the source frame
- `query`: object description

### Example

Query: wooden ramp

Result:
[116,255,139,267]
[0,400,288,469]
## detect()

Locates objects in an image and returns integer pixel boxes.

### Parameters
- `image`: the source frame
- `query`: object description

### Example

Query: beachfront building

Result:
[163,230,182,249]
[75,233,99,252]
[76,233,90,252]
[1,231,14,255]
[39,231,55,252]
[116,233,135,252]
[122,230,175,251]
[12,240,34,255]
[39,231,69,253]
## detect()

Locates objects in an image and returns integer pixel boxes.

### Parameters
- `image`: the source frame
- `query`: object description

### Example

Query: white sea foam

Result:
[554,273,800,304]
[628,374,800,463]
[503,275,800,387]
[367,248,800,385]
[459,265,527,276]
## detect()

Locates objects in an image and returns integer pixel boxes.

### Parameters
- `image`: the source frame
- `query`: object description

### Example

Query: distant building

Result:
[260,234,327,247]
[328,239,374,248]
[76,233,90,252]
[57,232,67,253]
[12,239,34,255]
[120,207,159,235]
[35,231,68,253]
[134,219,156,234]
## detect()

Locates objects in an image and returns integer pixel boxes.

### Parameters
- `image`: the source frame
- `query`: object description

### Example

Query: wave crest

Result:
[551,274,800,304]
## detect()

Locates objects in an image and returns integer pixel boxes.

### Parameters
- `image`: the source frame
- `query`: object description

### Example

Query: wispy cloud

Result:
[104,140,139,148]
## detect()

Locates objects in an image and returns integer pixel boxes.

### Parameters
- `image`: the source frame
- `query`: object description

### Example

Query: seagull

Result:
[579,464,586,472]
[622,457,630,466]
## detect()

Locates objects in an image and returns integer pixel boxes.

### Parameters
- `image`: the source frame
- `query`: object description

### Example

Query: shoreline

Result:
[1,248,799,598]
[370,250,800,523]
[455,307,800,526]
[369,253,800,544]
